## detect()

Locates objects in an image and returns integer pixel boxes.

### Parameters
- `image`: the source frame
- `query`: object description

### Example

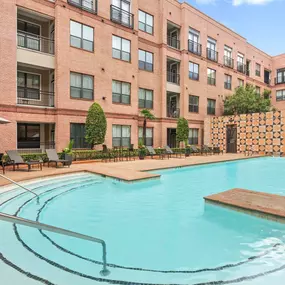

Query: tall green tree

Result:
[223,84,273,115]
[85,102,107,149]
[176,117,189,147]
[140,109,156,145]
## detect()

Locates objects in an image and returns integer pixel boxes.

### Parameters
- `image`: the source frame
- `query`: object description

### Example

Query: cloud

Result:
[193,0,275,5]
[232,0,274,5]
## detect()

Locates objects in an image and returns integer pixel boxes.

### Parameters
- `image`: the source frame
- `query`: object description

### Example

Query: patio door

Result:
[167,128,177,148]
[226,125,237,153]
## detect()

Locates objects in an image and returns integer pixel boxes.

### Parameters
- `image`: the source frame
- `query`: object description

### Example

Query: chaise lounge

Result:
[165,146,183,158]
[6,150,42,171]
[46,149,71,168]
[146,146,165,160]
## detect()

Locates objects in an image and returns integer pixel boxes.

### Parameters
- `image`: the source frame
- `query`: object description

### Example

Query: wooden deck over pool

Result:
[204,189,285,223]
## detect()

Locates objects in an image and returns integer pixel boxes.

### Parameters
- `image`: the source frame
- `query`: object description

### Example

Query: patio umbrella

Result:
[0,117,10,124]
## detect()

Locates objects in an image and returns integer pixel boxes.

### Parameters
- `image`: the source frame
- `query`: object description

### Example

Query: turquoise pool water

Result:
[0,157,285,284]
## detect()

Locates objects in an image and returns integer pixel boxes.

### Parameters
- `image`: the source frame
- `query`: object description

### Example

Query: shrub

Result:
[85,102,107,149]
[176,117,189,147]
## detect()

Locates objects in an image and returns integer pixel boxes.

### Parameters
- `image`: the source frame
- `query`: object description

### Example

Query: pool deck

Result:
[0,154,262,188]
[205,189,285,223]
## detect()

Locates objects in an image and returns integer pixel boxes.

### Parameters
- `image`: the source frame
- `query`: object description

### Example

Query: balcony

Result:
[17,88,55,108]
[207,48,218,62]
[237,62,246,74]
[67,0,97,14]
[224,82,232,90]
[188,40,202,56]
[167,36,180,50]
[167,108,180,118]
[18,31,54,55]
[167,71,180,85]
[224,56,234,69]
[110,5,134,29]
[275,75,285,85]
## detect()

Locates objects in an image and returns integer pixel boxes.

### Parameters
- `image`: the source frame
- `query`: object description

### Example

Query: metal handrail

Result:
[0,212,110,276]
[0,174,40,204]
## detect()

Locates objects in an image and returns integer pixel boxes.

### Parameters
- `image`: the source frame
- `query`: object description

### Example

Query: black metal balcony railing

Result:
[237,62,246,74]
[189,71,199,81]
[275,75,285,85]
[17,88,55,107]
[17,141,55,152]
[264,78,271,85]
[255,70,261,77]
[188,40,202,56]
[110,5,134,29]
[167,36,180,50]
[207,107,215,115]
[167,107,180,118]
[224,82,232,90]
[167,71,180,85]
[224,56,234,69]
[207,77,216,86]
[17,31,55,55]
[67,0,97,14]
[207,48,218,62]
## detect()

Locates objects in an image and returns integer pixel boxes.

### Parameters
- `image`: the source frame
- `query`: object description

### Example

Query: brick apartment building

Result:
[1,0,285,153]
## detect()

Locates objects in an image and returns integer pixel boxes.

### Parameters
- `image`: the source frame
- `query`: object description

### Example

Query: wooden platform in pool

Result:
[204,189,285,223]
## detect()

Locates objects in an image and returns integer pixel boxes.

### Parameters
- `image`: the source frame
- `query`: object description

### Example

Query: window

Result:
[70,72,94,100]
[70,123,89,149]
[224,74,232,90]
[276,69,285,84]
[276,90,285,101]
[70,21,94,52]
[139,49,153,71]
[17,20,40,51]
[188,128,199,145]
[112,35,131,62]
[68,0,96,13]
[255,63,261,77]
[237,53,245,73]
[189,95,199,113]
[188,28,201,55]
[112,80,131,104]
[139,10,153,34]
[17,123,40,149]
[138,127,153,146]
[139,88,153,109]
[207,99,216,115]
[255,86,261,95]
[189,62,199,80]
[111,0,133,28]
[112,125,131,147]
[207,37,217,61]
[207,68,216,85]
[264,69,271,84]
[238,78,244,87]
[224,46,233,68]
[17,71,40,100]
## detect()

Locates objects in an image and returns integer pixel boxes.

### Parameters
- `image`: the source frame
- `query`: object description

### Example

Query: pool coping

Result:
[0,154,267,188]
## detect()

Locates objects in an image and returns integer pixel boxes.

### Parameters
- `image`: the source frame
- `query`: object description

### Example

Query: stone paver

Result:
[0,154,261,189]
[205,188,285,223]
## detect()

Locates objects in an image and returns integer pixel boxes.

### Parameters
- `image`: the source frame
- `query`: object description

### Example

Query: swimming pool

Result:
[0,157,285,285]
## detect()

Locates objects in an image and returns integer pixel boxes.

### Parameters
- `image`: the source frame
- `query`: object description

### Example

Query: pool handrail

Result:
[0,174,40,204]
[0,211,110,276]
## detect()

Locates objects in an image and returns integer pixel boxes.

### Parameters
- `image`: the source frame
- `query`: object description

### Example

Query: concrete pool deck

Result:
[205,189,285,223]
[0,154,262,188]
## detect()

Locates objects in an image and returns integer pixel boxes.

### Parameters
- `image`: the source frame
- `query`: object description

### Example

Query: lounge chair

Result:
[165,146,182,158]
[46,149,70,168]
[213,146,222,155]
[6,150,42,171]
[102,144,111,162]
[146,146,165,159]
[190,145,201,155]
[202,145,213,155]
[0,153,5,174]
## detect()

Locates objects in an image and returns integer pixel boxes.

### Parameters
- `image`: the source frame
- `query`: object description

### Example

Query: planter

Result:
[64,153,73,166]
[185,149,191,157]
[138,154,145,160]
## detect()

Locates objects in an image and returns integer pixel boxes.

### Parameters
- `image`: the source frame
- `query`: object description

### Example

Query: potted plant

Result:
[138,139,147,160]
[185,145,191,157]
[62,140,74,165]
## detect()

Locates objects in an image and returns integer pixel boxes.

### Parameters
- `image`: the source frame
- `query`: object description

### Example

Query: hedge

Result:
[2,148,188,162]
